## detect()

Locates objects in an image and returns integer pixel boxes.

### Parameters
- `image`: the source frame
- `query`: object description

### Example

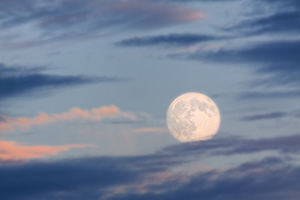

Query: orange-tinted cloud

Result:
[0,105,136,133]
[0,141,93,160]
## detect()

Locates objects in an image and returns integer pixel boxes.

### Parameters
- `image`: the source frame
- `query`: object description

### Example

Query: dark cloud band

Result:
[2,133,300,199]
[0,64,127,101]
[116,34,222,47]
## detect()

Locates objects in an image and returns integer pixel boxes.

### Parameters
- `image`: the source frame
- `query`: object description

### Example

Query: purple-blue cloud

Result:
[169,40,300,88]
[0,64,128,101]
[240,109,300,121]
[222,0,300,36]
[116,33,223,47]
[241,112,288,121]
[0,0,204,47]
[2,133,300,199]
[238,90,300,100]
[227,11,300,35]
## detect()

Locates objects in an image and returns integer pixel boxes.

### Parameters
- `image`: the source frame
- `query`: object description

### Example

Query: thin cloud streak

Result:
[162,134,300,156]
[0,63,127,101]
[240,109,300,121]
[170,40,300,87]
[225,0,300,36]
[241,112,288,121]
[239,90,300,99]
[0,141,93,160]
[0,105,136,133]
[131,127,168,134]
[116,33,220,47]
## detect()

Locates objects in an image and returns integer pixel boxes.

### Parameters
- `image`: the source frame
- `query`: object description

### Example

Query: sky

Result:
[1,0,300,199]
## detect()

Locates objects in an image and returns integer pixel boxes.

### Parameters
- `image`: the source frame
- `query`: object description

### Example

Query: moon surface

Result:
[167,92,220,143]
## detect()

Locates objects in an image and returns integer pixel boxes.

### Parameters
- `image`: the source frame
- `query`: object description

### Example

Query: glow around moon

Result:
[167,92,221,143]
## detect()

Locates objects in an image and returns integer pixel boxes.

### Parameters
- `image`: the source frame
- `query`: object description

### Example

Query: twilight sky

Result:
[1,0,300,199]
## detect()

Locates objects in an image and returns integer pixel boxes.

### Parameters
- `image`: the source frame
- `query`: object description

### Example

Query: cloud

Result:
[162,134,300,156]
[0,105,136,133]
[241,112,288,121]
[220,0,300,36]
[160,0,237,2]
[0,136,300,199]
[116,34,221,47]
[240,109,300,121]
[131,127,168,134]
[238,90,300,99]
[106,157,299,200]
[227,11,300,36]
[0,0,204,46]
[0,150,183,200]
[0,141,93,160]
[175,40,300,87]
[193,40,300,65]
[0,63,127,100]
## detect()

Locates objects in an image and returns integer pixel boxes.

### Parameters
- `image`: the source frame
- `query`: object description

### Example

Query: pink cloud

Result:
[0,141,93,160]
[0,105,136,133]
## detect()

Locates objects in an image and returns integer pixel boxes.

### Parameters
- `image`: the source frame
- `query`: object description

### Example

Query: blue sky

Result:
[1,0,300,199]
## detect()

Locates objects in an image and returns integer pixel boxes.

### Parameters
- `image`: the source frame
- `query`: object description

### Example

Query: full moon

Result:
[167,92,220,143]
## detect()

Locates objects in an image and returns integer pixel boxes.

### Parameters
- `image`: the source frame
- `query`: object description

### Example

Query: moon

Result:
[167,92,220,143]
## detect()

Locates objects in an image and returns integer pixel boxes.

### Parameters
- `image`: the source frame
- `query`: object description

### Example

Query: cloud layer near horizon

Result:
[1,133,300,199]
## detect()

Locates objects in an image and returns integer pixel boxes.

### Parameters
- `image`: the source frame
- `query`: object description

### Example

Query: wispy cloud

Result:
[162,134,300,156]
[131,127,168,134]
[159,0,237,2]
[0,141,93,160]
[241,112,288,121]
[225,0,300,36]
[171,40,300,87]
[116,33,220,47]
[0,0,204,47]
[104,157,297,200]
[0,63,127,100]
[240,109,300,121]
[0,105,136,133]
[238,90,300,99]
[228,11,300,36]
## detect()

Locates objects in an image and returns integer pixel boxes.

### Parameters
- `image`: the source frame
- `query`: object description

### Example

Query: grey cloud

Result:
[227,11,300,35]
[238,90,300,100]
[1,154,298,200]
[116,34,223,47]
[162,134,300,156]
[0,149,186,200]
[241,112,288,121]
[0,0,203,45]
[2,133,300,199]
[0,63,127,101]
[222,0,300,36]
[109,157,299,200]
[176,40,300,87]
[240,109,300,121]
[160,0,238,2]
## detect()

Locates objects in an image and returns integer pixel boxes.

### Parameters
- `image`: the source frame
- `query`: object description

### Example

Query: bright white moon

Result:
[167,92,221,143]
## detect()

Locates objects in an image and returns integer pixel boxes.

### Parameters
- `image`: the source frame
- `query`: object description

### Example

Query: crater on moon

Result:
[167,92,220,142]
